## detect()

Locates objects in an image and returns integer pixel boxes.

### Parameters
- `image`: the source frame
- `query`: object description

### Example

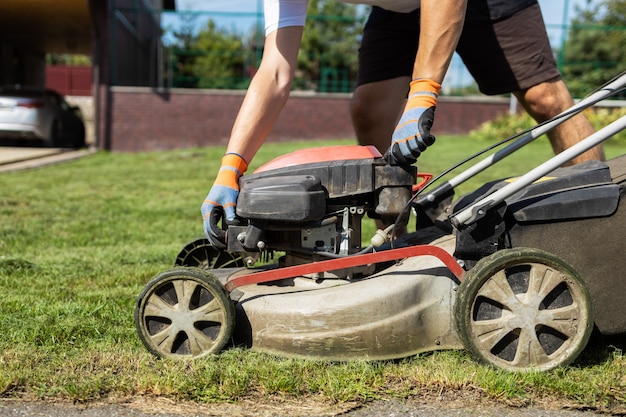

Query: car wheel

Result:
[454,247,594,372]
[69,127,86,149]
[49,120,63,147]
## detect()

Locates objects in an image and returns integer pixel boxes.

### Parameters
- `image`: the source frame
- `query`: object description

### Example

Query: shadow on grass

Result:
[576,329,626,367]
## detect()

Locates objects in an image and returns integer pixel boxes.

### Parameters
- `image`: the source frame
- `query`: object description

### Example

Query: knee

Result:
[527,87,560,118]
[517,80,575,122]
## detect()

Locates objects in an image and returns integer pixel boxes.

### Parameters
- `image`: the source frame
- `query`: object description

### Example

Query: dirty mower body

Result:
[136,145,626,372]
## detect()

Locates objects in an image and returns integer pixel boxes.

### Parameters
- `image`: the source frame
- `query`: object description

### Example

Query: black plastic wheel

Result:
[454,247,593,372]
[134,267,235,359]
[174,238,243,270]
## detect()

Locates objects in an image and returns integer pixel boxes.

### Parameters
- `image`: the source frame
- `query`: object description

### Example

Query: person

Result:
[350,0,606,167]
[201,0,468,242]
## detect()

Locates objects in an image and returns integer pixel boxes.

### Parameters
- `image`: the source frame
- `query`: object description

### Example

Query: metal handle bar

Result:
[418,72,626,207]
[450,113,626,228]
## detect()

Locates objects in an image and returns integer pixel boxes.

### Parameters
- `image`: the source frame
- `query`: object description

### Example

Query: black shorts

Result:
[356,3,561,95]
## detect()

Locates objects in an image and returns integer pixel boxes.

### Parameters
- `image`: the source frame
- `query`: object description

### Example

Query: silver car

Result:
[0,86,85,148]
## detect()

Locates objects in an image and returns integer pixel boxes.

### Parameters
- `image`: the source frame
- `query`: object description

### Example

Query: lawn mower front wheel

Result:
[454,247,593,372]
[134,267,235,359]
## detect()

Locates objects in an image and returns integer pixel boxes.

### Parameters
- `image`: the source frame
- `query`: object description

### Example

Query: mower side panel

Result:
[232,236,462,360]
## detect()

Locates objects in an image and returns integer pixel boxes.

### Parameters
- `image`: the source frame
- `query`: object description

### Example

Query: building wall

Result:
[103,87,514,152]
[46,65,93,96]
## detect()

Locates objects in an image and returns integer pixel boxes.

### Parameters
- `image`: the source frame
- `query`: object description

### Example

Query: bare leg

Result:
[514,78,605,166]
[351,77,410,233]
[351,77,410,155]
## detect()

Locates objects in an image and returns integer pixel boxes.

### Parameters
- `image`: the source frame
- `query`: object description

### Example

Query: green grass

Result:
[1,137,625,412]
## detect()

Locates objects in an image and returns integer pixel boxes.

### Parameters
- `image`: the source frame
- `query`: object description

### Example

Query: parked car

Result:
[0,85,86,148]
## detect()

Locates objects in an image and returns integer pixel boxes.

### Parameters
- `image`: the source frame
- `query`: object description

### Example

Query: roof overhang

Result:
[0,0,93,54]
[0,0,176,55]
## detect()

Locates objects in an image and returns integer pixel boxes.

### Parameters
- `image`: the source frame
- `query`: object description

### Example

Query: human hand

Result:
[201,153,248,246]
[388,79,441,166]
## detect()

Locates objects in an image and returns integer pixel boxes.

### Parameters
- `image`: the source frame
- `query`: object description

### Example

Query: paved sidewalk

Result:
[0,146,92,172]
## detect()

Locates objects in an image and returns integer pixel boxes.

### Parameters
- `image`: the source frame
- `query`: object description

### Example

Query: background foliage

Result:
[167,0,365,92]
[294,0,365,91]
[468,107,626,144]
[561,0,626,97]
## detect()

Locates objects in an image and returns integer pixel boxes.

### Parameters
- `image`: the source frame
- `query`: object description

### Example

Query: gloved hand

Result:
[201,153,248,246]
[388,79,441,166]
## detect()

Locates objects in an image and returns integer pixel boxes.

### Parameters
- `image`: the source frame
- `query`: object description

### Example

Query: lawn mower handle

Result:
[418,72,626,210]
[451,113,626,228]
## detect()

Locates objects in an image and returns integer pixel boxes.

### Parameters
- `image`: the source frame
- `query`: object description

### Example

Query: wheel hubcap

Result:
[471,262,584,368]
[143,278,226,357]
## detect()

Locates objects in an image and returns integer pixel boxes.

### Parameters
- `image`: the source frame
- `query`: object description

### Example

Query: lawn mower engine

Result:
[220,146,415,276]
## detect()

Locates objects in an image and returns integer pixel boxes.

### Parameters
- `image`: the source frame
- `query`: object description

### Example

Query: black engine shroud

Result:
[228,152,415,260]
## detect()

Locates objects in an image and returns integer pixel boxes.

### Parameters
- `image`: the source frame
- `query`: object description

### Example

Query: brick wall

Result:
[46,65,93,96]
[100,87,513,152]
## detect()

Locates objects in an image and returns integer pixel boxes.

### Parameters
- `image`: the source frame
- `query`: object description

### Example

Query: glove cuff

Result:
[222,153,248,176]
[409,78,441,94]
[408,79,441,107]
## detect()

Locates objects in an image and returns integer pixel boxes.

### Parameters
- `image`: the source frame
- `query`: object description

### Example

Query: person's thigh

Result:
[456,4,561,95]
[352,76,410,151]
[356,6,419,87]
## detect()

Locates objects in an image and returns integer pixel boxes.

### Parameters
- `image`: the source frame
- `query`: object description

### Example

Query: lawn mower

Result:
[135,73,626,372]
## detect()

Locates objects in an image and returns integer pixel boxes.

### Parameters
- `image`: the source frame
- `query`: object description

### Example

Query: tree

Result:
[164,2,367,91]
[561,0,626,97]
[190,20,253,89]
[167,15,253,89]
[296,0,367,92]
[167,12,201,88]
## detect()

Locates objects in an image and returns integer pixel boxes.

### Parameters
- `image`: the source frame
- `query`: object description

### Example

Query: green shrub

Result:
[587,107,626,143]
[469,107,626,144]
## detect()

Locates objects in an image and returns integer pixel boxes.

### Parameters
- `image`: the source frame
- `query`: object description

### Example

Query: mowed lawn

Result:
[1,137,625,413]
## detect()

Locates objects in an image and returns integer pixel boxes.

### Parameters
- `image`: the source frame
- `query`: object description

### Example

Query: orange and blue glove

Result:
[387,79,440,166]
[201,153,248,246]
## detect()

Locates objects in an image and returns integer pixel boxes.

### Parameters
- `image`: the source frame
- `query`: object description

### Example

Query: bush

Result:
[469,107,626,144]
[587,107,626,143]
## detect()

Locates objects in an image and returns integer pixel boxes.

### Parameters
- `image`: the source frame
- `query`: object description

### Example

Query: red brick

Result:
[98,88,512,152]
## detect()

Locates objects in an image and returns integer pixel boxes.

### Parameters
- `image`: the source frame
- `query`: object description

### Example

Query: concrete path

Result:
[0,146,92,172]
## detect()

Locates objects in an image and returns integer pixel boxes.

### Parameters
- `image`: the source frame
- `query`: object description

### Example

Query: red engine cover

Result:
[254,145,382,173]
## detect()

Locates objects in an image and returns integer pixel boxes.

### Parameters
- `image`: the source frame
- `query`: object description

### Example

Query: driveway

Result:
[0,146,91,172]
